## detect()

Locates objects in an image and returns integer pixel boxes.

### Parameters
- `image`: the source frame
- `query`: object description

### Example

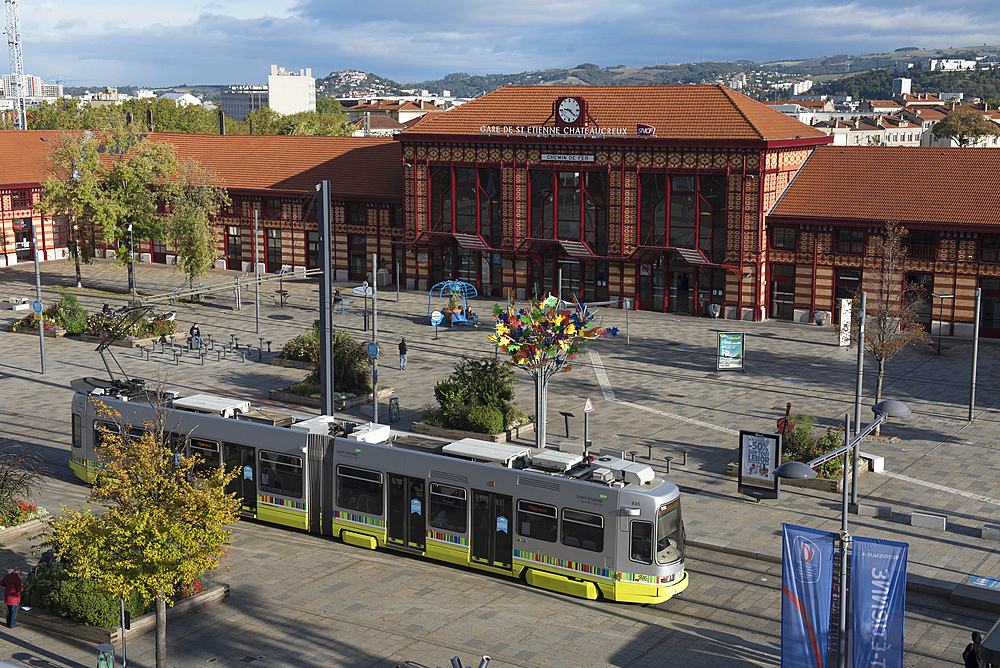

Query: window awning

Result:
[453,234,491,251]
[413,233,452,248]
[516,238,558,255]
[559,240,595,259]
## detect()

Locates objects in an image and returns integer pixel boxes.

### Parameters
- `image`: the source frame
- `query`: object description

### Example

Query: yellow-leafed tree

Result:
[48,400,240,668]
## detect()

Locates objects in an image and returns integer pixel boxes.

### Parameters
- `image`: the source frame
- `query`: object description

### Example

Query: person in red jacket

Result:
[2,569,23,629]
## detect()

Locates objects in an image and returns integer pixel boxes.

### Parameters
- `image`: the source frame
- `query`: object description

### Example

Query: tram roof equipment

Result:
[171,394,250,418]
[442,439,531,468]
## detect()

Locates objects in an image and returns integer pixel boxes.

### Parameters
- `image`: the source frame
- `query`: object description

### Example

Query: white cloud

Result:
[7,0,1000,86]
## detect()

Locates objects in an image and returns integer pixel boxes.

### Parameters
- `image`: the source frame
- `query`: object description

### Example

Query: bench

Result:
[450,311,468,327]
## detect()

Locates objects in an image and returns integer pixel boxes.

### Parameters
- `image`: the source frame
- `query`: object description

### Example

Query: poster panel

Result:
[717,332,745,370]
[782,524,837,668]
[738,430,781,500]
[852,537,908,668]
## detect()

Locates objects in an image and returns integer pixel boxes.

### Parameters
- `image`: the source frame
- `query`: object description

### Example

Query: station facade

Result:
[4,86,1000,336]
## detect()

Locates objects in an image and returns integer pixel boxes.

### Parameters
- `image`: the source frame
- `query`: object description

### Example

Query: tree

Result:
[490,296,617,448]
[48,399,240,668]
[101,124,179,298]
[851,222,930,407]
[34,132,115,287]
[167,159,230,288]
[932,109,1000,146]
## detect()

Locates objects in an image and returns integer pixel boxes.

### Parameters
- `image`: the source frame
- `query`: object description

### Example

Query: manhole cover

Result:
[420,366,433,370]
[268,315,294,321]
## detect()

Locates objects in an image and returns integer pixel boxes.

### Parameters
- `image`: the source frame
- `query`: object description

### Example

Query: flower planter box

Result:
[725,460,866,493]
[19,583,229,646]
[269,357,314,370]
[411,420,536,444]
[80,333,186,348]
[0,516,51,541]
[268,387,394,411]
[13,326,66,338]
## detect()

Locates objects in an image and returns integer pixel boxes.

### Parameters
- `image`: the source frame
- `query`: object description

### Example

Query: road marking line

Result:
[879,471,1000,506]
[589,351,738,436]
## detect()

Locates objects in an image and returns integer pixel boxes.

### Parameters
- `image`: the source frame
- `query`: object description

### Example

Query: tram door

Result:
[224,444,257,515]
[470,491,513,570]
[388,474,425,551]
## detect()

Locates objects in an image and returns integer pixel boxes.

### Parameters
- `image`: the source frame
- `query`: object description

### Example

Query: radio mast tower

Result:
[5,0,25,129]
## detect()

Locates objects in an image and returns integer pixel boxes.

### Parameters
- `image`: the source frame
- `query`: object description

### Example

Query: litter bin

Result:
[97,643,116,668]
[389,397,400,423]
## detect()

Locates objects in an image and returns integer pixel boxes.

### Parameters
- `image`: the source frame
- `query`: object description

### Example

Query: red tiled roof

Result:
[402,85,827,142]
[347,116,407,130]
[0,131,402,200]
[0,130,71,186]
[770,146,1000,226]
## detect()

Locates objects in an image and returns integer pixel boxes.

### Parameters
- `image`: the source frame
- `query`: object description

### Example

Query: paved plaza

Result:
[1,258,999,667]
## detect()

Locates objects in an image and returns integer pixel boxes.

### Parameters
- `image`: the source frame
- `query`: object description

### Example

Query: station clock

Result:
[556,97,586,127]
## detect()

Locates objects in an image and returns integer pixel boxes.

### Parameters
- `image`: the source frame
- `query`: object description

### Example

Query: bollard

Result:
[230,333,236,345]
[629,451,637,462]
[664,456,673,474]
[206,334,213,350]
[233,336,240,351]
[173,352,180,366]
[96,642,116,668]
[241,351,246,363]
[216,350,222,362]
[258,346,263,360]
[259,337,265,351]
[646,443,653,460]
[136,345,144,359]
[559,411,575,438]
[200,351,206,366]
[266,340,272,352]
[682,450,688,466]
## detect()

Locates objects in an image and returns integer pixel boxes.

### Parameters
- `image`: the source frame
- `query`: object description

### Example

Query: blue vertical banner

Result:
[782,524,837,668]
[852,537,907,668]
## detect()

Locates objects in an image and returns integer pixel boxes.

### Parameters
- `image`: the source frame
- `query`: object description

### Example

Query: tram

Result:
[69,378,688,604]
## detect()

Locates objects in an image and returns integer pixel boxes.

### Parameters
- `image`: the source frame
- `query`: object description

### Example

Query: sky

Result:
[12,0,1000,87]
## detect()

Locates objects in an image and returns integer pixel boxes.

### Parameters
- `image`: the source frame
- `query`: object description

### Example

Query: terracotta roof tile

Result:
[403,85,827,141]
[0,131,402,200]
[770,146,1000,226]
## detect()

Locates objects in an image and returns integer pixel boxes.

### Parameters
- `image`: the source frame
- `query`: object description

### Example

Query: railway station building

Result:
[3,85,1000,336]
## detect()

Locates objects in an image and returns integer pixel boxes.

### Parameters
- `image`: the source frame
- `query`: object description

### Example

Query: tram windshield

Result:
[656,500,684,564]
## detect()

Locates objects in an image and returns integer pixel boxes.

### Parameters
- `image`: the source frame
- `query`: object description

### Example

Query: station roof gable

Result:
[770,146,1000,226]
[401,85,827,142]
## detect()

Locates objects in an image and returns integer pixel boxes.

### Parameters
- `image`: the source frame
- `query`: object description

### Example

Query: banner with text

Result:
[782,524,836,668]
[851,536,907,668]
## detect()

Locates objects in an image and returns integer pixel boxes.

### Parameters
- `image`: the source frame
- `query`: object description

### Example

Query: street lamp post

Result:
[931,293,954,354]
[774,399,912,668]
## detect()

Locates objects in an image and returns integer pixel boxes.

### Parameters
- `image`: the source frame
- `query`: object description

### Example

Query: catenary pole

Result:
[372,253,378,425]
[851,291,866,505]
[970,287,981,421]
[31,221,45,374]
[253,209,260,334]
[317,181,335,416]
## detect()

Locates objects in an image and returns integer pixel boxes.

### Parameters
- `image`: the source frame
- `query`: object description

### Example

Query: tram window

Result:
[516,500,557,542]
[630,521,653,564]
[94,421,119,448]
[189,438,221,476]
[337,465,384,515]
[561,508,604,552]
[429,484,467,533]
[260,451,303,499]
[72,414,82,449]
[656,500,685,564]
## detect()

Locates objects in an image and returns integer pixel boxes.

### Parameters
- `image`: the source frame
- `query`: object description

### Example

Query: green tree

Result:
[168,159,230,288]
[851,222,930,408]
[34,132,114,287]
[932,108,1000,146]
[101,124,180,298]
[47,400,240,668]
[0,442,47,526]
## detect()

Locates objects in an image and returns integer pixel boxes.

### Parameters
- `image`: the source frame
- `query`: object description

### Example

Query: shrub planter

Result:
[725,461,866,493]
[80,333,186,348]
[19,583,230,645]
[269,357,314,370]
[411,420,536,444]
[12,326,66,338]
[269,387,394,411]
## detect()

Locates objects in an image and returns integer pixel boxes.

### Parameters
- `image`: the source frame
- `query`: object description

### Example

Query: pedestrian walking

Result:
[964,631,985,668]
[2,568,23,629]
[189,322,203,350]
[398,337,407,370]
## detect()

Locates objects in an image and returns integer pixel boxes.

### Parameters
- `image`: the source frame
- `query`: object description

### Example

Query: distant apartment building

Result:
[220,65,316,122]
[924,59,977,71]
[892,77,911,96]
[2,73,42,97]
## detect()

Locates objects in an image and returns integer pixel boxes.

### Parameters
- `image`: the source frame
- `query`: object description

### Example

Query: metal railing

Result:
[139,267,322,305]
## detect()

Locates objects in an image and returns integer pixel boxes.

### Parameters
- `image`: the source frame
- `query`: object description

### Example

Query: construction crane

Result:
[4,0,25,129]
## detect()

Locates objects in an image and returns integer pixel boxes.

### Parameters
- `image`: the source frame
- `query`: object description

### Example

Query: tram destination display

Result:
[738,430,781,500]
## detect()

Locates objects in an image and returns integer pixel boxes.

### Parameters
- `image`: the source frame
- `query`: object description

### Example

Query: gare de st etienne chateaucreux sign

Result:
[479,124,657,138]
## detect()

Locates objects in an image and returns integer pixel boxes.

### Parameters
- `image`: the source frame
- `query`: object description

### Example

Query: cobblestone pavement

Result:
[1,258,999,667]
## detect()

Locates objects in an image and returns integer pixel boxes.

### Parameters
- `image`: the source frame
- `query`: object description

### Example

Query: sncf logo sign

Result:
[637,124,656,136]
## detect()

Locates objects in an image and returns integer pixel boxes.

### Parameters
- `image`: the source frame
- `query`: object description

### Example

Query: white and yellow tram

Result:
[70,378,688,604]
